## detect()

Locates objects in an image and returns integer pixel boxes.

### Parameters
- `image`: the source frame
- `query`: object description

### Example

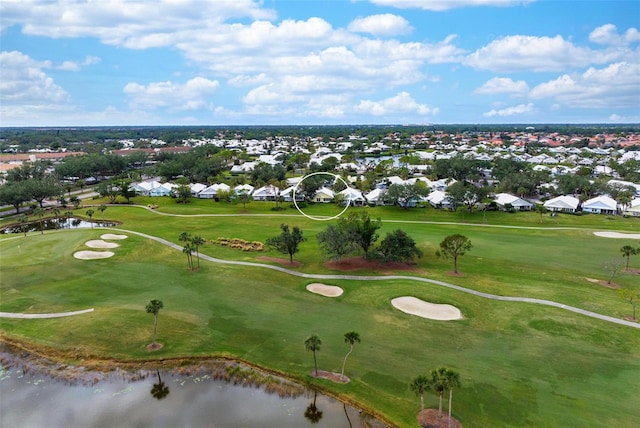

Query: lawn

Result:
[1,201,639,427]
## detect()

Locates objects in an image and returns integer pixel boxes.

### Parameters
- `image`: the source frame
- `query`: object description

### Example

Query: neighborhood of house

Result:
[2,128,640,216]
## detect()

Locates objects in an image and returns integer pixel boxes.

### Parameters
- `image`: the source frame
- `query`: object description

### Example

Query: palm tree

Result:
[430,367,449,417]
[534,203,548,223]
[444,369,461,428]
[97,204,107,219]
[340,331,361,380]
[410,375,431,413]
[182,243,194,270]
[620,245,638,271]
[304,334,322,376]
[64,211,74,229]
[191,235,205,269]
[145,299,164,344]
[18,214,29,237]
[85,209,95,228]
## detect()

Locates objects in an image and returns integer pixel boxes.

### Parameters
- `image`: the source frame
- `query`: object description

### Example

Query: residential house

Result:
[338,187,366,206]
[280,186,305,202]
[198,183,231,199]
[623,198,640,217]
[149,182,177,197]
[365,188,388,205]
[189,183,207,196]
[543,195,580,213]
[252,185,280,201]
[582,195,618,215]
[493,193,533,211]
[313,187,335,203]
[426,190,453,209]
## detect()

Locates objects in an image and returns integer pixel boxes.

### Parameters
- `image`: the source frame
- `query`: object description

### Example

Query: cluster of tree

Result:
[315,212,422,263]
[179,232,206,270]
[0,161,62,213]
[410,367,461,426]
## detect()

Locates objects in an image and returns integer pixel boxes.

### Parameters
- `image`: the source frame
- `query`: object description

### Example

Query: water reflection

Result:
[0,217,118,234]
[0,363,387,428]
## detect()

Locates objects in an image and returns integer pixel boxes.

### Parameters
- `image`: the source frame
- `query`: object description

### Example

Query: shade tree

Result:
[377,229,422,263]
[436,234,473,274]
[266,224,305,262]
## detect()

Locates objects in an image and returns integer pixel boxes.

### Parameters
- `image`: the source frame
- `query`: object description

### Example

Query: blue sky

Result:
[1,0,639,126]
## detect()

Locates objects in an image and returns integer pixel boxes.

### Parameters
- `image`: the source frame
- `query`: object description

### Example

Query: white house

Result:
[130,180,163,196]
[493,193,533,211]
[544,195,580,213]
[338,187,366,206]
[280,186,304,202]
[426,190,453,209]
[582,195,618,215]
[189,183,207,196]
[150,182,177,197]
[365,188,388,205]
[233,184,254,195]
[252,185,279,201]
[623,198,640,217]
[313,187,335,203]
[198,183,231,199]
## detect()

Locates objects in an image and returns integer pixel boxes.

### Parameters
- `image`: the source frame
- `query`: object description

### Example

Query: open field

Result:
[1,201,639,427]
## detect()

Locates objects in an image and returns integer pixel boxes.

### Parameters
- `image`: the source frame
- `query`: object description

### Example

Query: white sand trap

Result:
[593,231,640,239]
[85,239,119,249]
[101,233,128,240]
[74,251,115,260]
[391,296,462,321]
[306,283,344,297]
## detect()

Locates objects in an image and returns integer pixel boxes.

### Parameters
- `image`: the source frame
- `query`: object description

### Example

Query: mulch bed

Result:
[325,256,424,274]
[417,409,462,428]
[309,370,350,383]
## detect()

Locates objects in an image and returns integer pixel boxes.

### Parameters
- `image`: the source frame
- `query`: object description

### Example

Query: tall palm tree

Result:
[182,243,194,270]
[304,334,322,376]
[85,209,95,228]
[409,375,431,412]
[340,331,361,380]
[430,367,449,417]
[145,299,164,344]
[97,204,107,219]
[620,245,638,271]
[191,235,205,269]
[33,207,45,234]
[444,369,461,428]
[304,390,323,424]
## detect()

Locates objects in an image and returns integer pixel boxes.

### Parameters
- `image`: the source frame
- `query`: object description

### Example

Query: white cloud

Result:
[367,0,535,11]
[355,92,438,116]
[465,34,626,72]
[56,55,101,71]
[589,24,640,46]
[483,103,533,117]
[474,77,529,95]
[348,14,413,36]
[0,50,69,104]
[529,62,640,109]
[123,77,219,110]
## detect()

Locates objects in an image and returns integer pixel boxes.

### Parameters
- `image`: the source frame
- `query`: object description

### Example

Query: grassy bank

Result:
[1,203,639,427]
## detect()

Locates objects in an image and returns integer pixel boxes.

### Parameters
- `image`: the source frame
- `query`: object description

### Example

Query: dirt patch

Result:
[593,231,640,239]
[100,233,128,240]
[585,277,621,289]
[85,239,119,249]
[418,409,462,428]
[146,343,164,350]
[391,296,463,321]
[73,251,114,260]
[256,256,302,267]
[325,256,423,273]
[306,283,343,297]
[309,370,349,384]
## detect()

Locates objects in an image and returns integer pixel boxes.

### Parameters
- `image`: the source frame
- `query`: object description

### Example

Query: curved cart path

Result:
[115,228,640,329]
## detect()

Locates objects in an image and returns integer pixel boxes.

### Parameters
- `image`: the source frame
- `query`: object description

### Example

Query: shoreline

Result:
[0,336,393,427]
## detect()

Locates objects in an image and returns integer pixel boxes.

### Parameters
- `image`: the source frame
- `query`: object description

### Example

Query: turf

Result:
[1,202,639,427]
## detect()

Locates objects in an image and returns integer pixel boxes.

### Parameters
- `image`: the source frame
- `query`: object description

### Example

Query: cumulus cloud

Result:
[529,62,640,109]
[56,55,101,71]
[465,34,626,72]
[474,77,529,95]
[124,77,219,110]
[367,0,535,11]
[0,50,69,104]
[347,14,413,36]
[589,24,640,46]
[483,103,533,117]
[355,92,438,116]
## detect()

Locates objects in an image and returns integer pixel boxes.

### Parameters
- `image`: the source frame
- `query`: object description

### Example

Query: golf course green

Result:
[1,200,639,427]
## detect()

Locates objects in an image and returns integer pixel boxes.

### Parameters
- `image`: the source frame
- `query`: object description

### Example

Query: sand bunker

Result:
[85,240,119,249]
[100,233,128,240]
[73,251,115,260]
[593,231,640,239]
[391,296,462,321]
[306,283,344,297]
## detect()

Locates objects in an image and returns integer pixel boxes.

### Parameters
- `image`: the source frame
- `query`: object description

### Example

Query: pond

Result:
[0,217,118,234]
[0,350,387,428]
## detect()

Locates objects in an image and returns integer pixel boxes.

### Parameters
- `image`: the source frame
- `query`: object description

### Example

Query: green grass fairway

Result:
[1,203,639,427]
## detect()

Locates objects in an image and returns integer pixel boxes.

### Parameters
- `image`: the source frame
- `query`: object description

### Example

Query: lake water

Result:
[0,217,118,234]
[0,360,385,428]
